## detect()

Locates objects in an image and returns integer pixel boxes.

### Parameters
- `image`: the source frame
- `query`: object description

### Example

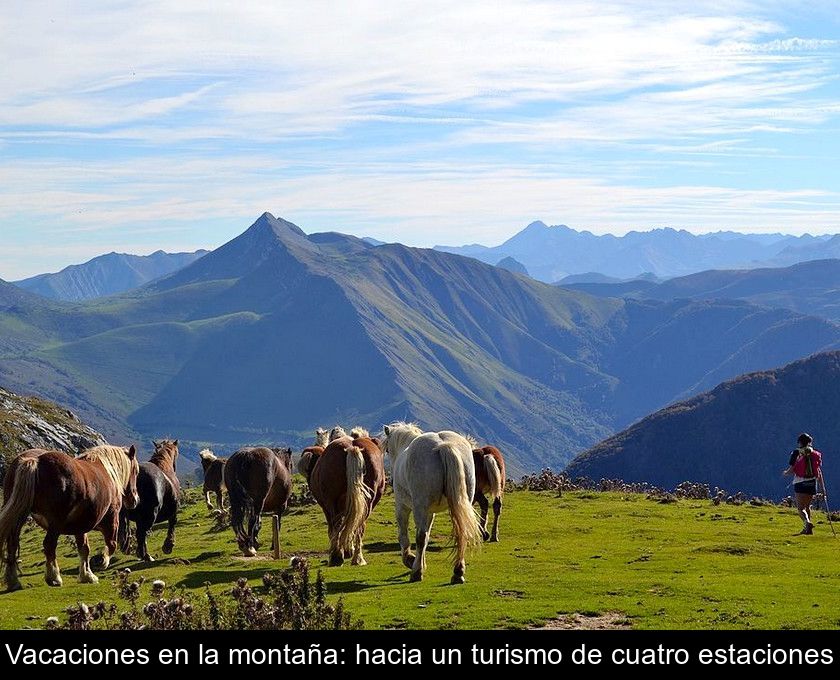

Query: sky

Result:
[2,1,840,279]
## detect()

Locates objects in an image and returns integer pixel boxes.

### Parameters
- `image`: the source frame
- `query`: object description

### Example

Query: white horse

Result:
[382,422,482,584]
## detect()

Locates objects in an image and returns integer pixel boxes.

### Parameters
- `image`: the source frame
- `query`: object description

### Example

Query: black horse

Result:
[119,440,180,561]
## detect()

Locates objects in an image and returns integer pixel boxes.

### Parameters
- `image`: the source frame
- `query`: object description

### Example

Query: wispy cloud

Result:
[1,1,839,277]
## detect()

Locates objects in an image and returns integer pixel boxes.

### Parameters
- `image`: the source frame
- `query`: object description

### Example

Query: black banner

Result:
[0,631,837,669]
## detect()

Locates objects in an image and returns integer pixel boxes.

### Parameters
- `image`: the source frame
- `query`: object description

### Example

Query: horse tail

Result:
[483,454,503,500]
[438,443,482,565]
[0,457,38,569]
[226,470,254,548]
[336,446,372,554]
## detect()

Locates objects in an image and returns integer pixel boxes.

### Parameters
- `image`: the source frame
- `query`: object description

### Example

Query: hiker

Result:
[783,433,823,535]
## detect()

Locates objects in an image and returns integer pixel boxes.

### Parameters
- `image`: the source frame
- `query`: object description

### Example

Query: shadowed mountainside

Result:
[566,351,840,498]
[1,213,839,473]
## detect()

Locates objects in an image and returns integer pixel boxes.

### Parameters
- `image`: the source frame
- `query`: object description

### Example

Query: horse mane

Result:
[350,426,370,439]
[198,448,217,462]
[329,426,347,442]
[150,440,179,469]
[315,428,329,447]
[462,433,479,448]
[79,445,136,489]
[381,421,423,459]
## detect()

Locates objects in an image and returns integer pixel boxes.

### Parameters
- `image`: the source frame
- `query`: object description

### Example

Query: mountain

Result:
[0,384,106,478]
[14,249,210,301]
[436,222,831,282]
[565,351,840,499]
[495,256,529,276]
[1,213,839,474]
[561,259,840,322]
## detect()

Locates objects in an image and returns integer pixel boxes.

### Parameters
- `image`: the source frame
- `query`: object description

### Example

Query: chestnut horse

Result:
[303,427,385,567]
[225,447,293,556]
[199,449,226,511]
[473,446,505,542]
[298,428,329,484]
[118,440,180,561]
[0,445,139,591]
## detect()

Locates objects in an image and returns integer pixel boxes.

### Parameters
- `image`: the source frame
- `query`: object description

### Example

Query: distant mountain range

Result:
[565,351,840,499]
[560,259,840,322]
[436,222,833,282]
[1,213,838,473]
[14,249,209,301]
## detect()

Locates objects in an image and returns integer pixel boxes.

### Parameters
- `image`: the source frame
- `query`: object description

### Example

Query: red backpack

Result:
[793,448,821,479]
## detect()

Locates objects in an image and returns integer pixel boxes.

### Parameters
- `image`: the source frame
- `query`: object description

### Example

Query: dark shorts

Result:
[794,480,817,495]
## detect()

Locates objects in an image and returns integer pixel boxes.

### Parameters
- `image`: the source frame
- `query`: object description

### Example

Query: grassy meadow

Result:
[2,485,839,630]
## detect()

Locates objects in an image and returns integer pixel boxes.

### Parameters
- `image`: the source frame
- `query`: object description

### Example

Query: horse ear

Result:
[384,425,391,436]
[152,440,159,449]
[128,445,137,459]
[174,439,179,447]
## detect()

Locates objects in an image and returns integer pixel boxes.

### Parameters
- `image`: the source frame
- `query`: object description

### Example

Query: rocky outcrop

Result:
[0,386,106,476]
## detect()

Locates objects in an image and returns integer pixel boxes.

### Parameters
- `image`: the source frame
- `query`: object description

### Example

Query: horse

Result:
[297,428,329,484]
[473,446,506,542]
[381,422,482,584]
[0,445,139,591]
[225,447,293,557]
[304,426,385,567]
[118,440,180,561]
[199,449,227,511]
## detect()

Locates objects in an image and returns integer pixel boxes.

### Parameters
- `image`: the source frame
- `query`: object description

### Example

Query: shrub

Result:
[48,558,361,631]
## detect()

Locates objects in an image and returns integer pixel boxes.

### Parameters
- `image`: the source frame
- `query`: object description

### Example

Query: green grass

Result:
[2,487,839,630]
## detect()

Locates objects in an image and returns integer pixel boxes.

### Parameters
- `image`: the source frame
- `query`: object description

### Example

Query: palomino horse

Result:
[118,440,180,561]
[473,446,505,542]
[199,449,226,511]
[0,445,139,591]
[224,447,293,556]
[381,423,482,584]
[298,428,329,484]
[302,427,385,567]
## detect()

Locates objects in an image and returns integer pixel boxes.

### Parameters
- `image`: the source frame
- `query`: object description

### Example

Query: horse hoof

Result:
[352,557,367,566]
[46,578,63,587]
[5,581,23,592]
[450,574,465,585]
[143,555,155,563]
[482,531,490,542]
[490,536,499,543]
[402,553,416,569]
[162,542,174,555]
[80,572,99,585]
[409,570,423,583]
[243,547,257,557]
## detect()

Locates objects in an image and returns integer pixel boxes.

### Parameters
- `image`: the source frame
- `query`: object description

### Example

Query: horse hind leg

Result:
[136,519,154,562]
[205,490,214,511]
[76,534,98,584]
[2,519,25,591]
[410,508,434,583]
[490,496,502,543]
[162,515,177,555]
[328,513,344,567]
[396,502,414,570]
[216,490,225,511]
[43,531,63,587]
[476,493,490,541]
[351,521,368,566]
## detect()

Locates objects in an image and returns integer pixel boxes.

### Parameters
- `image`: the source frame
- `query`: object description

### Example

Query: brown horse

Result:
[306,427,386,567]
[0,445,139,591]
[473,446,505,542]
[298,428,329,484]
[118,440,180,561]
[199,449,226,511]
[224,447,293,557]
